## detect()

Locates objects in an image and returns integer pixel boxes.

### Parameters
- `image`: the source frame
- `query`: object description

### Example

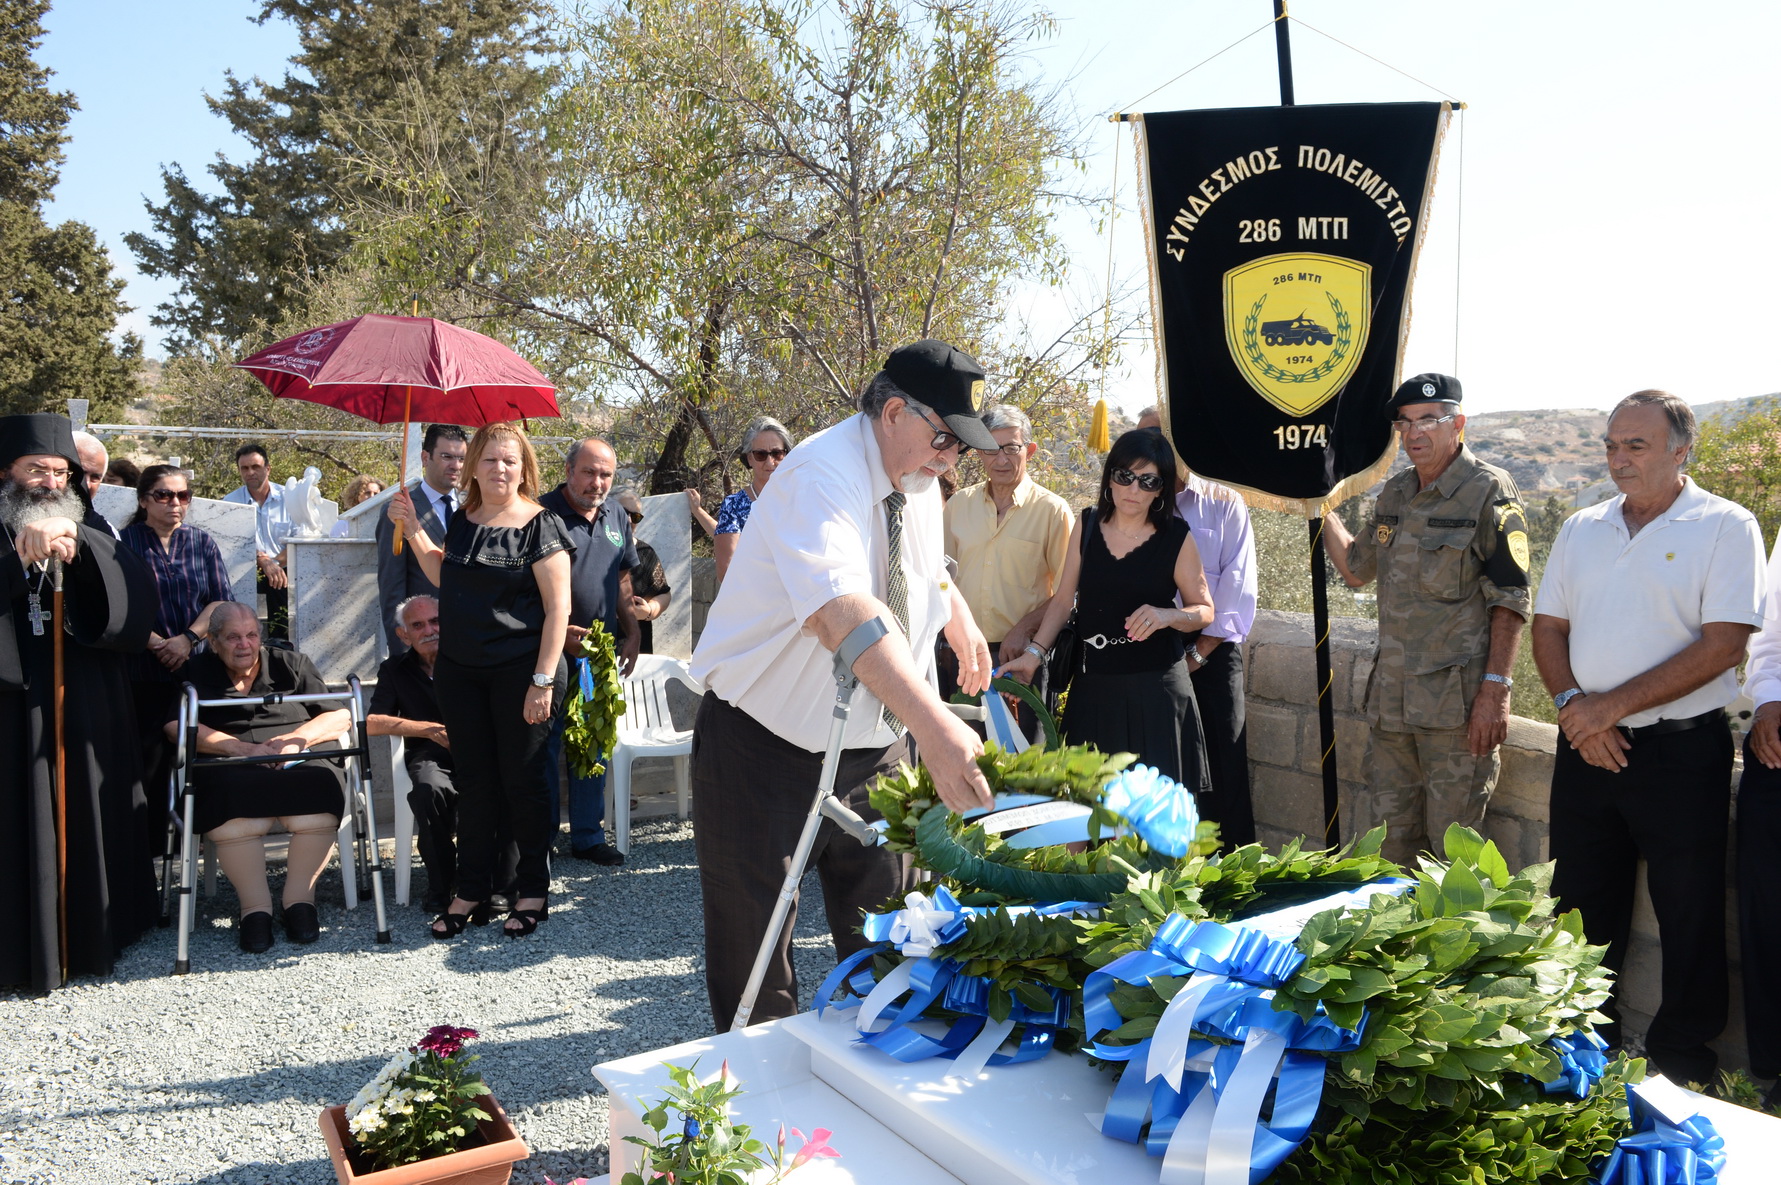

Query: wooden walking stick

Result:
[50,555,67,982]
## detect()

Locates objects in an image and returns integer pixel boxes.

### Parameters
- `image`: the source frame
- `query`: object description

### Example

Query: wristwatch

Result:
[1553,687,1586,710]
[1185,648,1207,669]
[1482,672,1513,689]
[530,672,554,689]
[180,628,201,647]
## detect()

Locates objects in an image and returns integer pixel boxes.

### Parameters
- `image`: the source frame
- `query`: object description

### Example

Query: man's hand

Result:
[564,623,589,658]
[1751,701,1781,770]
[425,723,451,751]
[154,633,194,672]
[915,709,994,813]
[1573,727,1630,772]
[1467,681,1511,757]
[1558,692,1621,746]
[264,734,308,756]
[998,626,1035,667]
[14,517,78,566]
[942,604,991,696]
[618,627,640,676]
[259,552,289,590]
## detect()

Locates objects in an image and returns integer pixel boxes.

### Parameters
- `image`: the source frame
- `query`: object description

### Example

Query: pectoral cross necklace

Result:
[3,524,51,636]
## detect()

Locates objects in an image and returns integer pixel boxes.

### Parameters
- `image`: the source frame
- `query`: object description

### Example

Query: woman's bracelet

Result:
[1024,642,1048,662]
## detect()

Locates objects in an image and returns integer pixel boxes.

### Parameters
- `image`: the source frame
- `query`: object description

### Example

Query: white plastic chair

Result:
[605,654,702,854]
[386,736,417,906]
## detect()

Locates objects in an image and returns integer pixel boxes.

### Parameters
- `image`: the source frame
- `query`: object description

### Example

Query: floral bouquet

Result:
[345,1025,492,1171]
[621,1059,838,1185]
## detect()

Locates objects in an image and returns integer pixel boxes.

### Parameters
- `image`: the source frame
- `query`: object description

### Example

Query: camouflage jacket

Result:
[1346,445,1531,732]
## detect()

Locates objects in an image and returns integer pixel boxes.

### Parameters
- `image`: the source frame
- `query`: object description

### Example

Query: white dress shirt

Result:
[692,413,951,752]
[1535,477,1766,727]
[1743,528,1781,709]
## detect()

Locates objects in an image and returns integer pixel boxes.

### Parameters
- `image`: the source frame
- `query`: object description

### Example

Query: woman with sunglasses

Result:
[120,464,233,801]
[1002,429,1217,791]
[714,416,795,581]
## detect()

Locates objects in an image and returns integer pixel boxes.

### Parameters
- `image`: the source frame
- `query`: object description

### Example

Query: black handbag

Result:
[1043,508,1092,712]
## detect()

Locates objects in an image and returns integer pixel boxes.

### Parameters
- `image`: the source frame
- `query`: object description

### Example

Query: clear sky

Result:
[38,0,1781,418]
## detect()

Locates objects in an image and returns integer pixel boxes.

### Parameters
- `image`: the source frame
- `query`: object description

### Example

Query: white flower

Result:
[413,1090,437,1103]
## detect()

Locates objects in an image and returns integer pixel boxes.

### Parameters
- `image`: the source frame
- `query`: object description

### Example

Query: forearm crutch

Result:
[731,617,888,1031]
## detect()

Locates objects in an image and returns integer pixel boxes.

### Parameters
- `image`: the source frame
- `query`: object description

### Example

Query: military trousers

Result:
[1357,724,1498,866]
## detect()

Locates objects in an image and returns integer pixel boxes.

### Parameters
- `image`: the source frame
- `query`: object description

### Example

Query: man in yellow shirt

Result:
[943,406,1074,731]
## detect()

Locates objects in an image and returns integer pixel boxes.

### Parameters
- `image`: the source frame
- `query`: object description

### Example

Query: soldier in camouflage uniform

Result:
[1323,374,1531,866]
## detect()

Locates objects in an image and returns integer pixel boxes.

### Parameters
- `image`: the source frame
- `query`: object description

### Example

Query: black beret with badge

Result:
[881,339,999,451]
[1384,372,1463,415]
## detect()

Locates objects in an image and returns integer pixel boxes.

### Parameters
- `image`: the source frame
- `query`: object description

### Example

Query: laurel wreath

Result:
[1240,290,1353,384]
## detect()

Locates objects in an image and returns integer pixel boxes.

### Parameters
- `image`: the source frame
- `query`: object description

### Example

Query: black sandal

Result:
[503,904,549,938]
[430,900,491,940]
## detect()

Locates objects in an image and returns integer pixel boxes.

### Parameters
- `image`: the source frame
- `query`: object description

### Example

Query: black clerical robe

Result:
[0,514,158,991]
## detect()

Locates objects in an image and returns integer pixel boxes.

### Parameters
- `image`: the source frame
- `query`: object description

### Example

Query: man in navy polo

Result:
[540,437,641,865]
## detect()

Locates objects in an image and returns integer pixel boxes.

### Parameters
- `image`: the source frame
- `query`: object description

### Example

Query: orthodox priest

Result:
[1,413,159,992]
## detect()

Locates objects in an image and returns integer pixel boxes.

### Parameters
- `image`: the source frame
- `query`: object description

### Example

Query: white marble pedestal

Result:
[596,1014,1781,1185]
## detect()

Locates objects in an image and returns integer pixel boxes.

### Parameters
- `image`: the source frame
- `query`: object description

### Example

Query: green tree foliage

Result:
[0,0,140,418]
[1692,396,1781,549]
[124,0,554,350]
[344,0,1123,496]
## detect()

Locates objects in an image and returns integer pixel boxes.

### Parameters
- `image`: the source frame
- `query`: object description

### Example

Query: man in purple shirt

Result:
[1140,408,1259,847]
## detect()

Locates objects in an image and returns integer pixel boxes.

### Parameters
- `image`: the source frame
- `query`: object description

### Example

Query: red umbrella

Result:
[235,314,560,551]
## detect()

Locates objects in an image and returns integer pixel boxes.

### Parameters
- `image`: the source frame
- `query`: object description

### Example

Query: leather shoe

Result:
[238,911,275,954]
[284,901,321,944]
[571,842,625,866]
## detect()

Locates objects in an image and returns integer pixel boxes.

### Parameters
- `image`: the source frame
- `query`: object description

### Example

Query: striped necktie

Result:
[882,491,907,736]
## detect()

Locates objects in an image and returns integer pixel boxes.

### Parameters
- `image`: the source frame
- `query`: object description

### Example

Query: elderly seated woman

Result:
[165,601,347,953]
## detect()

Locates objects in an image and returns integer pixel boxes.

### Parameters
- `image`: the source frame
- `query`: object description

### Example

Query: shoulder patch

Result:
[1484,500,1532,586]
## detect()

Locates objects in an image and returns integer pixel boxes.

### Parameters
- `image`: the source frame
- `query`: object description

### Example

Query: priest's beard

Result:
[0,479,84,533]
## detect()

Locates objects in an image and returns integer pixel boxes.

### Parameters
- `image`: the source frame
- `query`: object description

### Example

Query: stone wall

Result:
[1244,608,1749,1073]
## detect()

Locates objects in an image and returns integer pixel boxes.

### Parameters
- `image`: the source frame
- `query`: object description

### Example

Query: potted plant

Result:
[620,1060,838,1185]
[319,1025,529,1185]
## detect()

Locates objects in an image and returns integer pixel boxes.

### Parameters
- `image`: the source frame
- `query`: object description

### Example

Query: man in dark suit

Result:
[375,424,467,657]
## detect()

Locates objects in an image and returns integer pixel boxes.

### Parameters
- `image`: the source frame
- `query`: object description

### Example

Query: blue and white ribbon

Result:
[1087,881,1412,1185]
[577,655,594,700]
[1101,764,1200,858]
[1596,1080,1726,1185]
[815,895,1099,1078]
[982,667,1030,754]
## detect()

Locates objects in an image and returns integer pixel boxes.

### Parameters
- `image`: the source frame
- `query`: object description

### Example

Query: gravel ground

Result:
[0,818,843,1185]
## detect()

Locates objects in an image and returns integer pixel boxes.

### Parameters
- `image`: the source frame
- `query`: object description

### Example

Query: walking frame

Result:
[162,676,391,974]
[730,619,990,1031]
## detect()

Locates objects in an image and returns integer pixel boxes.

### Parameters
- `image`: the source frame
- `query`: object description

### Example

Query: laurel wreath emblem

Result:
[1241,290,1353,383]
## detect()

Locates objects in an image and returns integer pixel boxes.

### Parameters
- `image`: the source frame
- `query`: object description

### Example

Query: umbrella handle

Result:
[394,518,405,556]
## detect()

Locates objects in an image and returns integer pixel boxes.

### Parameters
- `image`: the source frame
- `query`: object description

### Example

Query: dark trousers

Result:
[692,692,912,1030]
[256,569,288,641]
[1737,736,1781,1079]
[1188,639,1255,848]
[1550,719,1731,1084]
[434,653,563,901]
[407,759,518,906]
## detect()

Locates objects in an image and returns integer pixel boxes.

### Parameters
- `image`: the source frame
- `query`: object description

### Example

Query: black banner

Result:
[1137,102,1451,512]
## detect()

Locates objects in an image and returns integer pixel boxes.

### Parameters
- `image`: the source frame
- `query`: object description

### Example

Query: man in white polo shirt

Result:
[690,339,998,1029]
[1736,527,1781,1107]
[1532,389,1766,1085]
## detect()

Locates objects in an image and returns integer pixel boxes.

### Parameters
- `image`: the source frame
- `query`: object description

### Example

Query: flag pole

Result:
[1272,1,1341,845]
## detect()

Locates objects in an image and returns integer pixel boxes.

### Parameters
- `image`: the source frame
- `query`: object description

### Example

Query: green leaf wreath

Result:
[563,619,624,778]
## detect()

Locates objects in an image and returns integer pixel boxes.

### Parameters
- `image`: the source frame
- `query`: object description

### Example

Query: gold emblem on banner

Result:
[1223,253,1372,416]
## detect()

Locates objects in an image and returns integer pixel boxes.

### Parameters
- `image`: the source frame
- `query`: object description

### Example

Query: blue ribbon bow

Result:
[1101,764,1199,858]
[1596,1083,1726,1185]
[1542,1030,1610,1099]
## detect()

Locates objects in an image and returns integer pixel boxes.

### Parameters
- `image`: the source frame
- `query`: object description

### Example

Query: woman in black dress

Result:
[175,601,346,952]
[386,422,572,939]
[1003,429,1216,790]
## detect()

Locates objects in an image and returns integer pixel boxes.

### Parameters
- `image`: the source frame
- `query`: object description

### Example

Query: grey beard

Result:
[898,471,938,496]
[0,479,84,534]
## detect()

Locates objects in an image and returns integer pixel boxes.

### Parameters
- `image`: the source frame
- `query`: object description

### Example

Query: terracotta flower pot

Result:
[319,1093,530,1185]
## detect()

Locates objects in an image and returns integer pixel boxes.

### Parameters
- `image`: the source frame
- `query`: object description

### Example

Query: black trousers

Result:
[256,569,288,641]
[1549,718,1731,1084]
[1737,736,1781,1079]
[1188,639,1255,848]
[406,759,518,904]
[434,653,563,901]
[691,692,912,1030]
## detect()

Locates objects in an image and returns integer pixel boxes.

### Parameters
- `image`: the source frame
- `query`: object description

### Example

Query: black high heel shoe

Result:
[430,899,492,940]
[503,902,549,938]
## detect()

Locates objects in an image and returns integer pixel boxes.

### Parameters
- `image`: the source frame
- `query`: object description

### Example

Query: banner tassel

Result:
[1088,398,1111,453]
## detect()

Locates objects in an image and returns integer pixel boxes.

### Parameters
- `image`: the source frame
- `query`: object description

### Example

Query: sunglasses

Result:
[148,488,193,504]
[1110,468,1165,493]
[747,448,788,464]
[909,405,963,453]
[627,510,643,524]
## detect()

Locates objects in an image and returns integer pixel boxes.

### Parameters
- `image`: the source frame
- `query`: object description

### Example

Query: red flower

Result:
[414,1024,479,1058]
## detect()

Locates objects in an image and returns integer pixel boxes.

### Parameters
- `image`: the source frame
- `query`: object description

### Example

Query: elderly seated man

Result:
[165,601,346,953]
[367,595,515,913]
